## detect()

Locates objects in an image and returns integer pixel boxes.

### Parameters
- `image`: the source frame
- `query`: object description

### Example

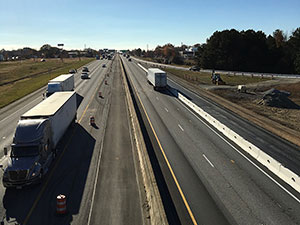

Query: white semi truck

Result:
[46,74,74,97]
[147,68,167,90]
[1,91,77,188]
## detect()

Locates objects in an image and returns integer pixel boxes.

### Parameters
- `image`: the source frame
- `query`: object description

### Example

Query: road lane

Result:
[167,78,300,175]
[0,60,105,160]
[89,56,143,225]
[0,56,146,225]
[122,56,300,225]
[0,59,111,224]
[122,57,230,225]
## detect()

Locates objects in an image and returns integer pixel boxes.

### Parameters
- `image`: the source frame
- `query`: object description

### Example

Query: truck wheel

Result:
[37,170,44,184]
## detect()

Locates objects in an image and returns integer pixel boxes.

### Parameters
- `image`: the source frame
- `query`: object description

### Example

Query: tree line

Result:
[0,44,98,60]
[130,28,300,74]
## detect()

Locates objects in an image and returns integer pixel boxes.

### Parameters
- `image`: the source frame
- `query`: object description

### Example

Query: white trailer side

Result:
[21,91,77,148]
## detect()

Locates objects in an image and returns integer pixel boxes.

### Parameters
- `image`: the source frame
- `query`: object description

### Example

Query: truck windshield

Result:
[11,146,39,157]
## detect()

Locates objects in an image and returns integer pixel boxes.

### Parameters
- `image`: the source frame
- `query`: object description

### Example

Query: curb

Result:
[119,57,168,225]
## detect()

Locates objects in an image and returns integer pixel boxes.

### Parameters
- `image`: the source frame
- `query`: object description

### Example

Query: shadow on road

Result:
[91,123,99,129]
[76,93,84,109]
[3,123,96,225]
[166,86,192,100]
[124,69,182,225]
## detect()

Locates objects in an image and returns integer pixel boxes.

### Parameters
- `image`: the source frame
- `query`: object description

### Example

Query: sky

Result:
[0,0,300,51]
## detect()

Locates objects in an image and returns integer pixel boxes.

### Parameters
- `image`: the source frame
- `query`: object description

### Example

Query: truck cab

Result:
[2,119,54,188]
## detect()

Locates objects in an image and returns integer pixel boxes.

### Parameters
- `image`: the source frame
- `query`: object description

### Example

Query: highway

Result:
[1,54,300,225]
[0,57,145,224]
[121,55,300,225]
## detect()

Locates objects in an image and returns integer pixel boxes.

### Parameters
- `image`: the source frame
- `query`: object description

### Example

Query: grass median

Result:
[163,68,270,86]
[0,58,94,108]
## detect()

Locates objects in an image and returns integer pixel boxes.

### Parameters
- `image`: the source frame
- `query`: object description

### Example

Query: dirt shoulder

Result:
[166,72,300,148]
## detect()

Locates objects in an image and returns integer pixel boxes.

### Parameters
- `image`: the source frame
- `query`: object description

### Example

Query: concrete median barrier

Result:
[120,58,168,225]
[168,86,300,194]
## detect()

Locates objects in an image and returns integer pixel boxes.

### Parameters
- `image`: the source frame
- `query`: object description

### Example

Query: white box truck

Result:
[147,68,167,90]
[46,74,74,97]
[1,92,77,188]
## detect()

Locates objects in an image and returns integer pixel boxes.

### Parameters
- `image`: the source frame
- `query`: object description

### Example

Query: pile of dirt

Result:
[256,88,299,109]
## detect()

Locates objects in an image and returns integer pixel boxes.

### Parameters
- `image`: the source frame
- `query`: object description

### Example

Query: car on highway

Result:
[81,72,89,79]
[189,65,201,71]
[128,58,132,62]
[82,66,89,72]
[69,69,77,74]
[102,64,106,68]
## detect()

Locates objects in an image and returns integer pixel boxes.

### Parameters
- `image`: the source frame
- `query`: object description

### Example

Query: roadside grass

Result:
[0,58,90,84]
[163,68,270,85]
[0,58,94,108]
[135,56,191,68]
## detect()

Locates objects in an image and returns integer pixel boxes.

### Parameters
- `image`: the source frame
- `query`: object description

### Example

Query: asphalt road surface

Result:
[0,56,144,225]
[121,55,300,225]
[88,56,143,225]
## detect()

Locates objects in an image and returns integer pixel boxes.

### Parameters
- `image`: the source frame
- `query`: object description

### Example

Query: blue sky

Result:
[1,0,299,50]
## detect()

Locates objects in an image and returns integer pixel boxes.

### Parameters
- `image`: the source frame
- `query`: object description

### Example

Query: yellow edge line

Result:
[121,59,198,225]
[23,66,103,224]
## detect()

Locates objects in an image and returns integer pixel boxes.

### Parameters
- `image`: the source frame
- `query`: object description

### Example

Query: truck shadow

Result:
[3,123,96,225]
[166,86,192,100]
[76,93,84,109]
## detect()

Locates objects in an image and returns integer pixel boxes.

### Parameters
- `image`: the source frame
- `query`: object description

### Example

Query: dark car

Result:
[189,65,200,71]
[82,66,89,72]
[128,58,132,62]
[81,72,89,79]
[102,64,106,68]
[69,69,77,74]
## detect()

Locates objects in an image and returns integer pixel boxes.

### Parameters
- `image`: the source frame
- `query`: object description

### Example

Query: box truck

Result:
[1,92,77,188]
[46,74,74,97]
[147,68,167,90]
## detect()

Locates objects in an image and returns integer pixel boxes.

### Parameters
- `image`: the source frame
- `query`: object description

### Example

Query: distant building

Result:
[179,46,198,59]
[0,54,4,61]
[68,51,79,58]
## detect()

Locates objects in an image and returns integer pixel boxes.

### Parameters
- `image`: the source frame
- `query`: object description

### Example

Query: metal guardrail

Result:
[133,57,300,79]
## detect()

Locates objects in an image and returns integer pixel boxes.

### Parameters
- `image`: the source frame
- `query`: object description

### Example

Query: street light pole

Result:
[58,43,64,62]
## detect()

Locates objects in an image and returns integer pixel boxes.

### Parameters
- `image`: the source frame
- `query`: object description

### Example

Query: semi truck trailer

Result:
[1,91,77,188]
[46,74,74,97]
[147,68,167,90]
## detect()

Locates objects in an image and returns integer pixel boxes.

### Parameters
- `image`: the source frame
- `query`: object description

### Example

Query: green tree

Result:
[40,44,60,58]
[273,29,286,48]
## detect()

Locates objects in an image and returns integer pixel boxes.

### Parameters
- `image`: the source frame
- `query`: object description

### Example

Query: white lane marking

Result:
[178,124,184,131]
[156,97,159,100]
[165,108,169,112]
[173,96,300,204]
[203,154,215,168]
[87,144,103,225]
[0,97,41,123]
